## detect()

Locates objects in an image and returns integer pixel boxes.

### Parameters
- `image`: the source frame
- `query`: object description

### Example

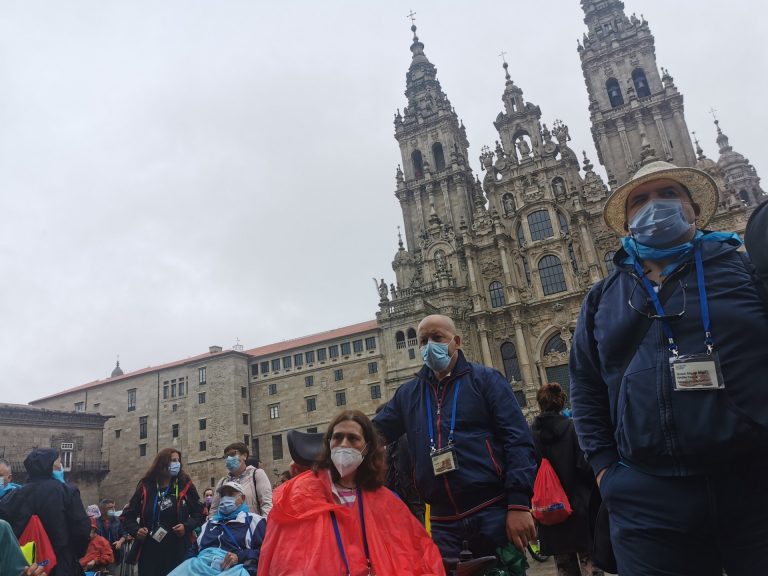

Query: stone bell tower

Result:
[393,24,479,257]
[578,0,696,185]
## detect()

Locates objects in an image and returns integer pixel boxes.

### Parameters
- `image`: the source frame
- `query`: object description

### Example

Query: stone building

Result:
[30,0,764,503]
[30,321,386,504]
[0,404,110,505]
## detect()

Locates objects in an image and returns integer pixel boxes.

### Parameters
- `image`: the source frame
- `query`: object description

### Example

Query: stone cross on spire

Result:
[407,9,417,24]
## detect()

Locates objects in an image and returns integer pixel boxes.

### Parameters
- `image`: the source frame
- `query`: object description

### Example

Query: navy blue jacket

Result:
[570,239,768,477]
[198,511,266,566]
[373,351,536,519]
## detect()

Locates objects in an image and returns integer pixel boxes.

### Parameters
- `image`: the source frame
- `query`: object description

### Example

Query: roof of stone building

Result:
[30,347,245,403]
[30,319,379,403]
[243,319,379,357]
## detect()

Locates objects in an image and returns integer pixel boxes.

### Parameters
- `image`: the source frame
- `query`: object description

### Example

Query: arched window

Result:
[501,342,522,382]
[516,223,526,247]
[406,327,417,345]
[527,210,554,241]
[432,142,446,171]
[551,177,566,198]
[539,255,567,295]
[411,150,424,178]
[606,78,624,108]
[489,281,506,308]
[544,333,567,355]
[604,250,616,274]
[557,212,569,235]
[632,68,651,98]
[395,331,406,350]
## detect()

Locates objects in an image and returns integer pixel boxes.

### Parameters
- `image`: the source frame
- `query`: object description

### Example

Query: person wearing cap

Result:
[168,481,266,576]
[210,443,272,518]
[570,160,768,575]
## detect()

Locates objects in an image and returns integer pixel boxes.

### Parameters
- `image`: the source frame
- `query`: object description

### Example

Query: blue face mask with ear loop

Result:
[52,469,65,483]
[225,456,241,472]
[420,338,454,372]
[168,461,181,476]
[628,198,693,247]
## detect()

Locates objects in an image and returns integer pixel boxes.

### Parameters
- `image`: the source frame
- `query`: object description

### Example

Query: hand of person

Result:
[23,563,47,576]
[220,551,239,569]
[506,509,537,552]
[113,537,124,550]
[172,523,185,536]
[136,527,149,540]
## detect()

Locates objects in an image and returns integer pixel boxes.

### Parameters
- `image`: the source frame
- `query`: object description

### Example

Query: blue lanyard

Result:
[425,378,461,452]
[330,488,372,576]
[152,482,177,528]
[633,246,713,357]
[218,514,252,552]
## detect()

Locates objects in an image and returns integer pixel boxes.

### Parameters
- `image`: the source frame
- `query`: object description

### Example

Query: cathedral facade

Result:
[376,0,764,410]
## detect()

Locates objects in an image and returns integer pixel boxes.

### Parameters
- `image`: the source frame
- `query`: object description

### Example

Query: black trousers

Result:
[137,532,186,576]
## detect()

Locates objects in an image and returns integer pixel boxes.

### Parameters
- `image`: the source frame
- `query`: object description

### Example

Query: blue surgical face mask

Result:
[0,478,5,489]
[52,469,65,483]
[420,339,454,373]
[107,510,118,518]
[628,198,693,247]
[168,461,181,476]
[225,456,241,472]
[218,496,238,516]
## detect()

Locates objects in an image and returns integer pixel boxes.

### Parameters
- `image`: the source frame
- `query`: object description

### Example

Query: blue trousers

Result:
[430,504,508,559]
[600,462,768,576]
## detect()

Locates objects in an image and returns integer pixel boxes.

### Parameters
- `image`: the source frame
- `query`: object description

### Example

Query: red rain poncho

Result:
[257,470,444,576]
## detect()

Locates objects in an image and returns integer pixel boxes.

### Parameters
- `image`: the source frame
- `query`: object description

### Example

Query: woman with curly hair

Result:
[258,409,444,575]
[123,448,203,576]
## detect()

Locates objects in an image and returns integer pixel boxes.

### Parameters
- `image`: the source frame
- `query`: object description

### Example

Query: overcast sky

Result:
[1,1,764,404]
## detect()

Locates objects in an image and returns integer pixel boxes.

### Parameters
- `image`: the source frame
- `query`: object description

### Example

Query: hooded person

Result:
[745,200,768,287]
[0,448,91,576]
[257,410,445,576]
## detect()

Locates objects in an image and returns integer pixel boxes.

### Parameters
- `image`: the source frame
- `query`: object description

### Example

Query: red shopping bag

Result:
[531,458,572,526]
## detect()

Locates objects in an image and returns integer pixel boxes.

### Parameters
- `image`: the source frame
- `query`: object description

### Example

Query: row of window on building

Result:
[252,337,377,377]
[265,362,378,396]
[266,383,382,421]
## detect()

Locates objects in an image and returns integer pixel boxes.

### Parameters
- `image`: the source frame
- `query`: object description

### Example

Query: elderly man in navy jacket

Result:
[374,314,536,559]
[570,161,768,576]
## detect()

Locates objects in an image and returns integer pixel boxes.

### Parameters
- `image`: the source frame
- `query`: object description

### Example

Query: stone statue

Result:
[503,194,516,215]
[435,251,447,273]
[516,137,531,159]
[374,278,389,301]
[390,283,397,298]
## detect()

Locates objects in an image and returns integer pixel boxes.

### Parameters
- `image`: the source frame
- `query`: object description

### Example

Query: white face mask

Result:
[330,446,365,478]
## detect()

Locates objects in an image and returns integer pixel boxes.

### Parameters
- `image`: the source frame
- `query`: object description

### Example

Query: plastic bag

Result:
[484,543,529,576]
[531,458,573,526]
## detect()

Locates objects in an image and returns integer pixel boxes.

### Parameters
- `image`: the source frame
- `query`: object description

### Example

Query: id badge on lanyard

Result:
[426,379,461,476]
[670,352,725,391]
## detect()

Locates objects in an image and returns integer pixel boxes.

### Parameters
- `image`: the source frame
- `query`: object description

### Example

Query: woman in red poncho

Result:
[258,409,444,576]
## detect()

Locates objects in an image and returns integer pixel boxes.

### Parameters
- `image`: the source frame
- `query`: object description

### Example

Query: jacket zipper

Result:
[431,380,459,514]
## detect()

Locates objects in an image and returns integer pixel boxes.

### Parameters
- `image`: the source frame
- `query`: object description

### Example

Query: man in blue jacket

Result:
[374,314,536,559]
[570,160,768,576]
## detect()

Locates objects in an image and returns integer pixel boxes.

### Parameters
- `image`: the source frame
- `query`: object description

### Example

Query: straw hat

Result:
[603,161,719,235]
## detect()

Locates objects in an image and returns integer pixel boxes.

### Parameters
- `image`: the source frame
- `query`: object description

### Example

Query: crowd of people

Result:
[0,161,766,576]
